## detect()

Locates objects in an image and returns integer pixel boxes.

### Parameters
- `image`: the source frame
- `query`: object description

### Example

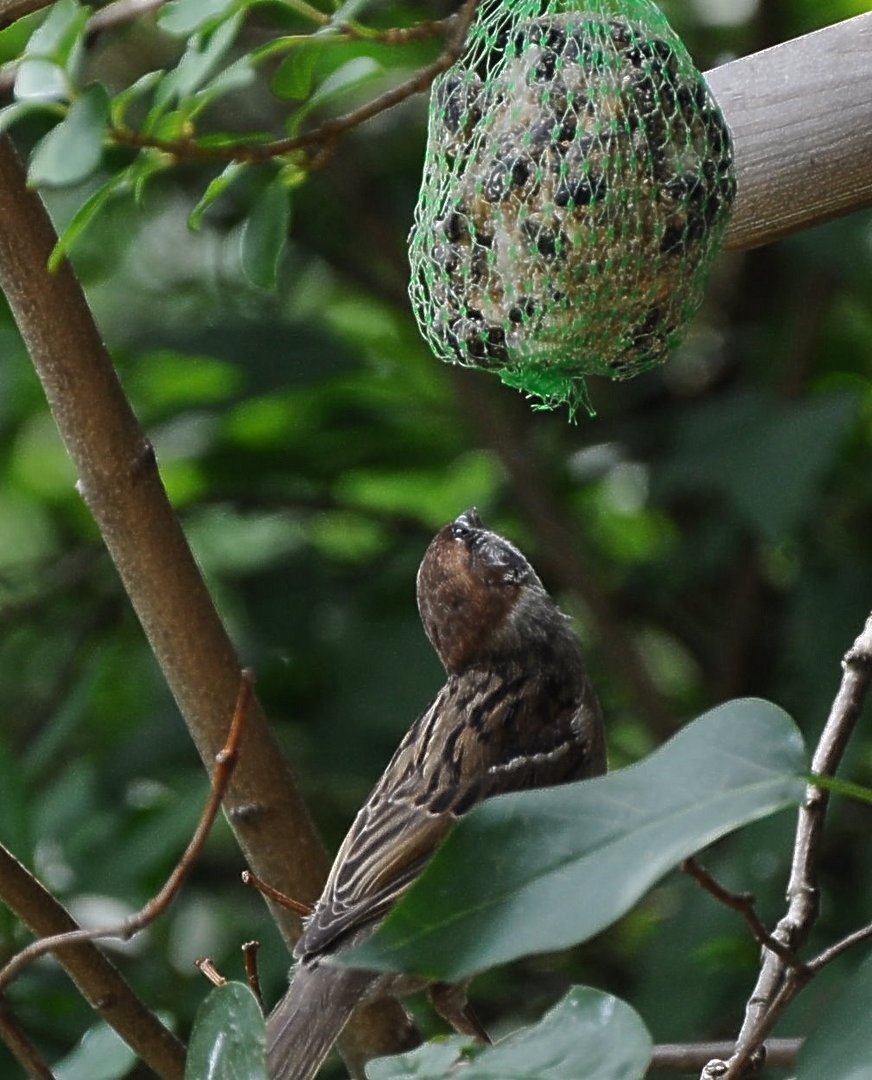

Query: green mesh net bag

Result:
[408,0,736,414]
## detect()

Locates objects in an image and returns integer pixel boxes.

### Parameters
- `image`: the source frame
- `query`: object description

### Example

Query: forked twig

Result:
[681,857,799,965]
[706,613,872,1079]
[0,670,254,996]
[241,868,314,917]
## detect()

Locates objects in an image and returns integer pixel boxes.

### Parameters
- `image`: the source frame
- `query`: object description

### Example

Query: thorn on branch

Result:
[241,869,314,917]
[242,940,263,1009]
[196,957,227,988]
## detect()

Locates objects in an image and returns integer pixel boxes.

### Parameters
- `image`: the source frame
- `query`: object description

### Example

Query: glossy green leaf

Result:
[109,70,163,126]
[290,56,381,131]
[158,0,241,37]
[189,162,248,230]
[14,0,88,101]
[0,98,63,134]
[347,699,806,981]
[185,982,267,1080]
[240,178,291,290]
[0,9,46,65]
[271,41,323,101]
[48,170,128,271]
[54,1021,136,1080]
[797,950,872,1080]
[28,83,109,188]
[154,12,243,109]
[368,987,652,1080]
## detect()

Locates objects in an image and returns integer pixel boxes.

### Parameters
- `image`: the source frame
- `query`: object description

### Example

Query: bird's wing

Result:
[297,661,600,960]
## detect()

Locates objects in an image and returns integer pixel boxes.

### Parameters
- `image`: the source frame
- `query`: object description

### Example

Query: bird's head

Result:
[417,509,562,674]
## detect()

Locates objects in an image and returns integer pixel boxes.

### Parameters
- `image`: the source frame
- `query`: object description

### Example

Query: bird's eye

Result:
[451,522,472,541]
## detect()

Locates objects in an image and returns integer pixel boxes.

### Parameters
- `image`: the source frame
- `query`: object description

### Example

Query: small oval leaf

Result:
[240,178,290,290]
[28,83,109,188]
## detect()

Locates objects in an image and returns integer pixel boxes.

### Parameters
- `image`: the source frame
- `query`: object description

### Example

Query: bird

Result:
[266,508,606,1079]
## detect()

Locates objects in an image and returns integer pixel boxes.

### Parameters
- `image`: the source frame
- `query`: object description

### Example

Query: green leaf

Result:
[14,0,88,101]
[48,170,128,271]
[0,99,63,135]
[290,55,381,132]
[346,699,806,982]
[368,987,652,1080]
[240,178,291,290]
[153,11,243,111]
[28,83,109,188]
[0,8,46,66]
[185,982,267,1080]
[54,1021,137,1080]
[271,41,323,101]
[158,0,241,37]
[797,950,872,1080]
[189,162,248,230]
[109,70,163,127]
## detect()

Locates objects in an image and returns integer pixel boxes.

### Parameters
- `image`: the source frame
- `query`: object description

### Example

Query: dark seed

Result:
[511,158,530,187]
[484,161,509,202]
[443,212,466,242]
[534,48,557,81]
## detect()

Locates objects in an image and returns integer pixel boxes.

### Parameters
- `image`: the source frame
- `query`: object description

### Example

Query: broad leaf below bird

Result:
[344,698,806,981]
[185,982,267,1080]
[367,986,652,1080]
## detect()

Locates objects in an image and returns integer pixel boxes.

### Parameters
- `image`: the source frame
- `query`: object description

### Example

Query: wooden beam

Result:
[706,12,872,251]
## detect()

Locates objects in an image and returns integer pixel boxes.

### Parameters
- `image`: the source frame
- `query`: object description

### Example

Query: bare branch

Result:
[649,1039,800,1074]
[711,612,872,1079]
[807,920,872,975]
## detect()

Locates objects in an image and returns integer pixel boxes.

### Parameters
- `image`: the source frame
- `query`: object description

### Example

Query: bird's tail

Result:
[266,963,375,1080]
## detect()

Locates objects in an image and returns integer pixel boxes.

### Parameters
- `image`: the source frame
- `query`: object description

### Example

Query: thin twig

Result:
[0,996,56,1080]
[196,957,228,987]
[242,868,314,917]
[0,671,253,995]
[681,857,799,965]
[710,612,872,1079]
[806,919,872,974]
[242,940,263,1009]
[108,0,479,165]
[649,1039,800,1074]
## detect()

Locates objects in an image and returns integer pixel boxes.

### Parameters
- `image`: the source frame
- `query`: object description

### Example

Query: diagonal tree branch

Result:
[0,133,416,1078]
[0,843,185,1079]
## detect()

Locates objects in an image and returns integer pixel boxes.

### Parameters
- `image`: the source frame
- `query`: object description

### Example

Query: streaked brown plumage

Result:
[267,509,605,1080]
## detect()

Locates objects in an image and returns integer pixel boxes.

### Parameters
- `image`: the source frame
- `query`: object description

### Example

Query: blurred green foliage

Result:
[0,0,871,1076]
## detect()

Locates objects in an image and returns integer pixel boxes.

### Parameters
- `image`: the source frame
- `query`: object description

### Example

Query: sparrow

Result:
[266,508,606,1079]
